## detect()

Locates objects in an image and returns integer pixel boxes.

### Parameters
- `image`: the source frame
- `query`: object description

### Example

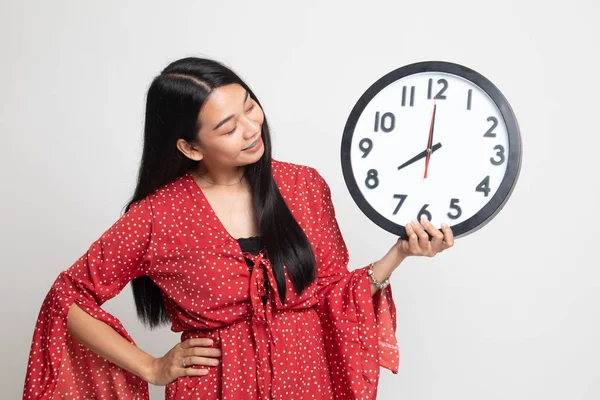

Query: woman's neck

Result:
[192,165,245,187]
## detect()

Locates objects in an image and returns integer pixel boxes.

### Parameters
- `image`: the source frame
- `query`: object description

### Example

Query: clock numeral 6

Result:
[365,169,379,189]
[447,198,462,220]
[490,144,505,166]
[417,204,432,221]
[359,138,373,158]
[374,111,395,132]
[392,194,408,215]
[476,176,491,197]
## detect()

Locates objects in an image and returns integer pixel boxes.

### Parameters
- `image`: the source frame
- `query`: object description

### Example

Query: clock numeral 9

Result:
[476,176,491,197]
[447,198,462,220]
[392,194,407,215]
[359,138,373,158]
[484,116,498,137]
[374,111,395,132]
[490,144,505,166]
[428,78,449,100]
[365,169,379,189]
[417,204,432,221]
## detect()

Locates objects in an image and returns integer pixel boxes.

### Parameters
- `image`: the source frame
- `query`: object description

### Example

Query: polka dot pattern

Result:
[23,159,399,400]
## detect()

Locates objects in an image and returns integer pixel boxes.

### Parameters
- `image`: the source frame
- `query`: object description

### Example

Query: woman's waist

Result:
[179,305,318,342]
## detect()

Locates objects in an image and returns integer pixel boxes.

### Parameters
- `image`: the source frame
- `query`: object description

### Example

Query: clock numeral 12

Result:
[428,78,449,100]
[374,111,395,132]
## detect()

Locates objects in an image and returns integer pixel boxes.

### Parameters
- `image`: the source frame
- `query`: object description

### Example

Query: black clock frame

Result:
[340,61,522,239]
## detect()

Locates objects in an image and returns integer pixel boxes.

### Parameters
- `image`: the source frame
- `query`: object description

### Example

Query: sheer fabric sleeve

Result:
[312,171,399,400]
[23,198,155,400]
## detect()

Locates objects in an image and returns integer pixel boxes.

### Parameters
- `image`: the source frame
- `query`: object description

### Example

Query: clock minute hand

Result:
[424,101,437,179]
[397,142,442,171]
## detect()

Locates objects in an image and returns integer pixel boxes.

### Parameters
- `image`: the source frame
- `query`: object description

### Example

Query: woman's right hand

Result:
[147,338,221,386]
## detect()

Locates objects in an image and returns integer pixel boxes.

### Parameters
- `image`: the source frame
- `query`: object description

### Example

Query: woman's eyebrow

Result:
[212,91,250,131]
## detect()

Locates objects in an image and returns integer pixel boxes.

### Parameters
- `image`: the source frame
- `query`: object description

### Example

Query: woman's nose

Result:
[241,116,260,138]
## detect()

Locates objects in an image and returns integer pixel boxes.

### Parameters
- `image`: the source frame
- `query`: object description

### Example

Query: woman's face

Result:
[194,83,265,169]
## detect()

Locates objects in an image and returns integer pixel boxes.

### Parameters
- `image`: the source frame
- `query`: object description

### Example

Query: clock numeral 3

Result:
[392,194,407,215]
[374,111,395,132]
[484,116,498,137]
[417,204,432,221]
[365,169,379,189]
[490,144,505,166]
[359,138,373,158]
[447,198,462,220]
[428,78,448,100]
[476,176,491,197]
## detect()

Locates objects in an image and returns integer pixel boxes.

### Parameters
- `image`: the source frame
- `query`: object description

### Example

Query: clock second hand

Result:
[423,100,437,179]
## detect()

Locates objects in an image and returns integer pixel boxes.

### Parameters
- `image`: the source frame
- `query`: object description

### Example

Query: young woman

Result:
[23,57,454,400]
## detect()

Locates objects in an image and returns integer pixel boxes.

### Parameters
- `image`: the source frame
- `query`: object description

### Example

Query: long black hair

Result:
[126,57,316,328]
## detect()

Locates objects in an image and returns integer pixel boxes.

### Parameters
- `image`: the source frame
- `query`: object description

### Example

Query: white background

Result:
[1,1,599,399]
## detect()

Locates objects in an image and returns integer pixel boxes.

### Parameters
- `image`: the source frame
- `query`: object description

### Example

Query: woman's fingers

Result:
[177,337,221,378]
[421,218,445,253]
[187,346,221,358]
[181,338,214,349]
[405,222,420,254]
[181,364,210,377]
[181,354,219,372]
[402,220,456,258]
[441,223,454,248]
[187,355,220,367]
[410,220,430,253]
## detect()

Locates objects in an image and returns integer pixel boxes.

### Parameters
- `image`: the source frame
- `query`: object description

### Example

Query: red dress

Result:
[23,159,399,400]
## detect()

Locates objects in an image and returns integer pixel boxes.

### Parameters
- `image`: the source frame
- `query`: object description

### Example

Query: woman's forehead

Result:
[199,84,249,128]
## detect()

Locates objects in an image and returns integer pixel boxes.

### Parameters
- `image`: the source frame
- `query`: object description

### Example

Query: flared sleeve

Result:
[23,198,155,400]
[312,172,399,400]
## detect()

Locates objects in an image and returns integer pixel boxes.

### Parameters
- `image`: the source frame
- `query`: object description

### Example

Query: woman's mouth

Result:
[243,137,261,151]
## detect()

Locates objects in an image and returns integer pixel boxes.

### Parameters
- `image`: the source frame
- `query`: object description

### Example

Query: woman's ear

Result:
[176,138,203,161]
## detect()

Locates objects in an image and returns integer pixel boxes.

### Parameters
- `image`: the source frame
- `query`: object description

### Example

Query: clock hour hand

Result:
[397,142,442,171]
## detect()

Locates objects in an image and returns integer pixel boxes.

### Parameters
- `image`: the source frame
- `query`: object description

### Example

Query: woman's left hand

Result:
[393,218,455,260]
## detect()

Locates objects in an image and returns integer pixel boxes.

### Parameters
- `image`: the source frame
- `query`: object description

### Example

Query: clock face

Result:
[340,62,522,239]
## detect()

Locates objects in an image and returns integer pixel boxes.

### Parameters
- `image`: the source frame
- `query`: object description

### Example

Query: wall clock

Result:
[340,61,522,239]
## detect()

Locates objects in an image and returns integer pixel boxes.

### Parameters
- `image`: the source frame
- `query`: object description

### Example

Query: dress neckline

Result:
[184,172,259,244]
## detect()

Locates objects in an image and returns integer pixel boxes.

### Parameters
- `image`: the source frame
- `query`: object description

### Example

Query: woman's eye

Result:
[224,126,236,135]
[246,104,255,113]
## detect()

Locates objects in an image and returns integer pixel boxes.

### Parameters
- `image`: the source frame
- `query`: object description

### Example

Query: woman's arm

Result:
[370,218,455,295]
[67,303,155,383]
[25,198,217,398]
[67,303,220,386]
